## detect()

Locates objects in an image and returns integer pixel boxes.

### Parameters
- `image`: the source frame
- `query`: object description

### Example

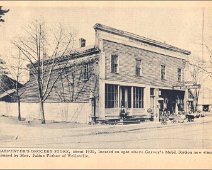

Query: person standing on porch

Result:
[120,106,127,120]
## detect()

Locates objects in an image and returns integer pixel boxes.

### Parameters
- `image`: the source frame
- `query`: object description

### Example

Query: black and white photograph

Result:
[0,1,212,169]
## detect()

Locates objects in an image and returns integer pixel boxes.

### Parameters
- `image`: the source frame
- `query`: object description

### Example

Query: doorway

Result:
[120,86,131,108]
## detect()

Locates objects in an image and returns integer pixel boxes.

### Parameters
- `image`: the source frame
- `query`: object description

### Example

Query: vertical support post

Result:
[184,88,188,113]
[117,85,120,116]
[98,51,105,120]
[93,97,96,123]
[155,88,160,122]
[98,80,105,120]
[131,86,134,116]
[144,86,150,113]
[90,92,97,123]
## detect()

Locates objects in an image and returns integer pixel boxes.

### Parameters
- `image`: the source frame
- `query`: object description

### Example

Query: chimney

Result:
[79,38,86,48]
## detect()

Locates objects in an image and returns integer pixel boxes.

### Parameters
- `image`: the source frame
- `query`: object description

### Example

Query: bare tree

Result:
[186,53,212,112]
[186,57,202,112]
[0,53,27,121]
[13,21,75,124]
[187,39,212,111]
[5,50,28,121]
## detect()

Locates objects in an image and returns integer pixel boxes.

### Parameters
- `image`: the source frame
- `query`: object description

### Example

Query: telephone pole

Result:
[202,8,205,105]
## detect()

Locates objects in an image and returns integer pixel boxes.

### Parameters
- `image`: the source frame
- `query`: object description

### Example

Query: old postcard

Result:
[0,1,212,169]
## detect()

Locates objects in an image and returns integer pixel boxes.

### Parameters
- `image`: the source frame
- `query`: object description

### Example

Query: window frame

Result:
[160,65,166,80]
[135,59,142,77]
[133,87,144,108]
[110,54,119,73]
[150,88,155,96]
[82,63,89,81]
[177,68,182,82]
[105,84,118,108]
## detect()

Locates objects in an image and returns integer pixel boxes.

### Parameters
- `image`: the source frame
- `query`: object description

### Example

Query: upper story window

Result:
[161,65,166,80]
[177,68,182,82]
[111,54,119,73]
[82,63,89,80]
[135,59,142,76]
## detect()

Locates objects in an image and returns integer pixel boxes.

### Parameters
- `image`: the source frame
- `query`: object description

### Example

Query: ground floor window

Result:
[105,84,118,108]
[133,87,144,108]
[105,84,144,109]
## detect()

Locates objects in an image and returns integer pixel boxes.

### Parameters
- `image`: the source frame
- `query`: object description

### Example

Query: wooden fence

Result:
[0,102,92,124]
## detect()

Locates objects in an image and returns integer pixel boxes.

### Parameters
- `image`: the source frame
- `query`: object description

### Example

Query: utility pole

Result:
[202,8,205,106]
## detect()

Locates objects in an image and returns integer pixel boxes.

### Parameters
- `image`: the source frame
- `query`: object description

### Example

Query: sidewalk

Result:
[1,113,212,138]
[71,114,212,136]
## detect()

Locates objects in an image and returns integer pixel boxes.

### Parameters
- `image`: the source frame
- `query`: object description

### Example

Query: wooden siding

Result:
[103,40,186,88]
[20,54,99,103]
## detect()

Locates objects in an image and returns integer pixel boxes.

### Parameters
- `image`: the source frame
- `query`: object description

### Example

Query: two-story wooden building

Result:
[21,23,191,122]
[94,24,190,121]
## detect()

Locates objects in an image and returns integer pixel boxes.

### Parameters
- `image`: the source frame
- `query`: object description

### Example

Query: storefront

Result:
[159,89,185,114]
[104,83,187,121]
[104,84,145,118]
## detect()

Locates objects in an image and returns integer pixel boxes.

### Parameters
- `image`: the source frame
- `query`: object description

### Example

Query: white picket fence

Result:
[0,102,92,124]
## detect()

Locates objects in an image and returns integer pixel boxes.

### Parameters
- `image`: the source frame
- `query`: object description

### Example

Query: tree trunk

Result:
[40,101,45,124]
[17,96,21,121]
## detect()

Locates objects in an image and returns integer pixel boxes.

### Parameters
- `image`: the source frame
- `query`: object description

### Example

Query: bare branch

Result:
[41,28,74,98]
[188,61,212,75]
[42,60,71,102]
[19,38,37,55]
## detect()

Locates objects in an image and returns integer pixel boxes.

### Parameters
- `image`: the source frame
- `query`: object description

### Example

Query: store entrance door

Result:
[120,86,131,109]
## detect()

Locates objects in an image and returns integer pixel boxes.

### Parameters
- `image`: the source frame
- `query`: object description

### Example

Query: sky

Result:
[1,2,212,61]
[0,1,212,102]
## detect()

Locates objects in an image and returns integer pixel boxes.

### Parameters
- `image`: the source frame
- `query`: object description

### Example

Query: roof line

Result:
[94,23,191,55]
[27,46,100,68]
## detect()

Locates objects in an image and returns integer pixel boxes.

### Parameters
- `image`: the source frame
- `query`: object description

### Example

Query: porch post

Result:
[117,85,120,115]
[130,86,134,116]
[98,80,105,120]
[98,52,106,120]
[184,88,188,113]
[144,86,150,114]
[155,88,160,122]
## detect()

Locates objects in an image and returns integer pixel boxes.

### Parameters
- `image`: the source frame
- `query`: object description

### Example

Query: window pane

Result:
[136,59,142,76]
[111,55,118,73]
[82,64,89,80]
[161,65,165,80]
[114,55,118,64]
[178,68,182,82]
[150,88,154,96]
[105,84,118,108]
[133,87,144,108]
